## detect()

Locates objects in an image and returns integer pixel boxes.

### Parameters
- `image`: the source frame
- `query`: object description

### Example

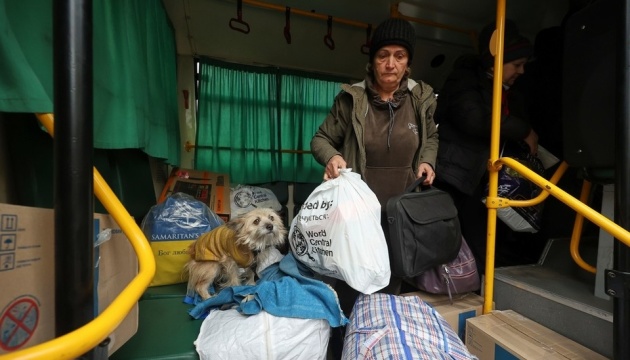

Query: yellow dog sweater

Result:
[190,226,254,268]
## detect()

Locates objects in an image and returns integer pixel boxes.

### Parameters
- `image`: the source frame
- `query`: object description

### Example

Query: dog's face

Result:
[227,208,287,252]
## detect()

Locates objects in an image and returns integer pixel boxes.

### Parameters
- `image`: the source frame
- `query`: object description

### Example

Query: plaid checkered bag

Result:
[341,293,477,360]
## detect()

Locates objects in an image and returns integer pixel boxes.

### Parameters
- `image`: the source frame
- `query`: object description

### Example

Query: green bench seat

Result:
[110,295,202,360]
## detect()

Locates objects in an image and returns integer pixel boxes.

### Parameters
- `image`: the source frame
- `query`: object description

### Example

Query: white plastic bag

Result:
[289,169,391,294]
[230,185,282,218]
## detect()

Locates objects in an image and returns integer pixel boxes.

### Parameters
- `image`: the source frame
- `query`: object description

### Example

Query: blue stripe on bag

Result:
[389,296,413,360]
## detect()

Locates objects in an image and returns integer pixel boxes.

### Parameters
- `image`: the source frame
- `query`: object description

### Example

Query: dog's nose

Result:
[266,224,274,231]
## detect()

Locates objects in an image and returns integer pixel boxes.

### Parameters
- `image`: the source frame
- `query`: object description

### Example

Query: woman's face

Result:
[372,45,409,89]
[502,57,527,86]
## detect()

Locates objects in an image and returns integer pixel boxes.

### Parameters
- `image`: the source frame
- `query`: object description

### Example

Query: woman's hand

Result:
[324,155,347,180]
[524,129,539,155]
[417,163,435,185]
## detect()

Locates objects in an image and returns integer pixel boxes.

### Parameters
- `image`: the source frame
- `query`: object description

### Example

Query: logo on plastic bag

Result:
[291,227,316,262]
[234,188,255,208]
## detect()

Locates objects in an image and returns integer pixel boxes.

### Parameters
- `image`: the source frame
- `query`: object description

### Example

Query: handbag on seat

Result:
[386,177,462,278]
[408,236,480,299]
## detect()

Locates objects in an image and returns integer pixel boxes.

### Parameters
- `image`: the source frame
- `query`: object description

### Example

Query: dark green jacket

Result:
[310,78,439,180]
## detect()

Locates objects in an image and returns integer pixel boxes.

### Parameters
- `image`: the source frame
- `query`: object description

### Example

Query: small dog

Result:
[184,208,287,300]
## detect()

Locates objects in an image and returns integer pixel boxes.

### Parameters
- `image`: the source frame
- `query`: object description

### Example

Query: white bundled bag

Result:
[289,169,391,294]
[194,309,330,360]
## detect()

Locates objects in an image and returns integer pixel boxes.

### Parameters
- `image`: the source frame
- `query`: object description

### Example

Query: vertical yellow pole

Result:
[483,0,507,314]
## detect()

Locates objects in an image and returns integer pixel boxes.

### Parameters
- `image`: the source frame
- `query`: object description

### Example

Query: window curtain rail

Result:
[185,141,311,154]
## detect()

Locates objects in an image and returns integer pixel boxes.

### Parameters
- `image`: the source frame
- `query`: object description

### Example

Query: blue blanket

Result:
[184,253,349,328]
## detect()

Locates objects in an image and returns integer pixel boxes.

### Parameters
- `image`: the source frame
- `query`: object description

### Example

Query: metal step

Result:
[492,238,613,359]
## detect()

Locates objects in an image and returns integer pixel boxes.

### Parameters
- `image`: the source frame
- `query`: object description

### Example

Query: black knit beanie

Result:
[479,19,533,69]
[370,18,416,64]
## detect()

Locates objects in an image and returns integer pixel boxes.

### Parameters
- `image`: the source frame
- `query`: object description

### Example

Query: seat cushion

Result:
[110,297,201,360]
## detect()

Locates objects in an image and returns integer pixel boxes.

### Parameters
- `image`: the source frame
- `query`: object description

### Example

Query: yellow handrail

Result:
[390,2,477,41]
[570,180,597,273]
[486,161,597,274]
[483,0,508,314]
[485,161,569,209]
[483,158,630,313]
[0,113,155,360]
[496,157,630,248]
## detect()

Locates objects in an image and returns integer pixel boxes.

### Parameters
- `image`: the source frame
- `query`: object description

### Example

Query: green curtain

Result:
[0,0,180,165]
[195,59,344,184]
[0,0,53,112]
[196,59,279,184]
[279,73,340,183]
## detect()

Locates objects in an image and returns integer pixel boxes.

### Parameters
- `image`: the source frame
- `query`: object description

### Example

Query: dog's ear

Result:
[226,215,246,233]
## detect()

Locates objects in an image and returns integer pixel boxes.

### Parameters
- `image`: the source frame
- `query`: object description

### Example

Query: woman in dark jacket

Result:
[434,19,539,272]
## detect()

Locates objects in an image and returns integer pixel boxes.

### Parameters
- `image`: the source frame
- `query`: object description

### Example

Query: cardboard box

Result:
[0,204,138,356]
[465,310,607,360]
[159,168,231,222]
[401,291,485,341]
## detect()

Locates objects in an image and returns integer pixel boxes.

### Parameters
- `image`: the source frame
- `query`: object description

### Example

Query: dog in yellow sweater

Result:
[185,208,287,300]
